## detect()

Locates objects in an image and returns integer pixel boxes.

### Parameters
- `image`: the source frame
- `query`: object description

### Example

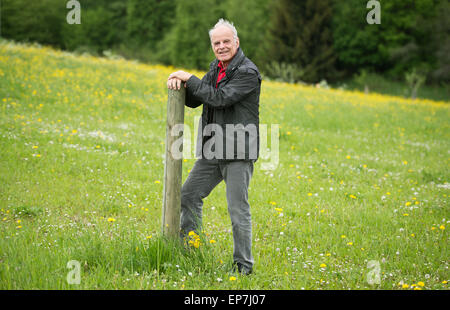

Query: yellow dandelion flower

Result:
[439,225,445,230]
[154,180,160,184]
[417,281,425,287]
[349,194,357,199]
[405,202,411,206]
[319,263,327,268]
[341,235,346,239]
[413,287,422,290]
[347,242,353,246]
[442,280,447,284]
[146,235,152,239]
[209,240,216,244]
[107,217,116,222]
[32,145,38,149]
[229,276,237,281]
[402,284,409,289]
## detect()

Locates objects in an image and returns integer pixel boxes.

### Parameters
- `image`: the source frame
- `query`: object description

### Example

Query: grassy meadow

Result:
[0,40,448,290]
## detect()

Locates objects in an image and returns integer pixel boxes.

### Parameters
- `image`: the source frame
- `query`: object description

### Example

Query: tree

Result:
[61,3,127,54]
[126,0,175,49]
[223,0,270,68]
[332,0,385,76]
[1,0,66,47]
[427,0,450,82]
[262,0,336,83]
[332,0,443,82]
[157,0,225,69]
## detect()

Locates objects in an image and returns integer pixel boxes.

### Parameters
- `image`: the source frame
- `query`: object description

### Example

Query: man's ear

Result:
[236,37,240,48]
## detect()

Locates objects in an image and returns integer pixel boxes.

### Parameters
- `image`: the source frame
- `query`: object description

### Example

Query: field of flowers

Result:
[0,40,448,290]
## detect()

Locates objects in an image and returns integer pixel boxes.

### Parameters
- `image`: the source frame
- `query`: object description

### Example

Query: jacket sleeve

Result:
[185,68,260,109]
[185,72,212,108]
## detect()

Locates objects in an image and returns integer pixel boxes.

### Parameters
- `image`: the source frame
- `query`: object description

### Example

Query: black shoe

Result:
[232,262,252,275]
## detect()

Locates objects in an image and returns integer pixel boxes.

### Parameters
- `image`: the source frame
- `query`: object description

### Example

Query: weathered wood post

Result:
[161,84,185,238]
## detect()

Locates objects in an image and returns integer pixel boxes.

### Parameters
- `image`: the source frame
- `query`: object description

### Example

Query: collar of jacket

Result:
[209,47,246,76]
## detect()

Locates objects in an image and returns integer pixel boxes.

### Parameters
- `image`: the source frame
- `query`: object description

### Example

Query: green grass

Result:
[0,40,449,290]
[335,71,450,102]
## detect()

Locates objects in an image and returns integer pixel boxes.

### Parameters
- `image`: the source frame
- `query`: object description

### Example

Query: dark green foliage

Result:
[156,0,225,69]
[126,0,175,49]
[61,1,127,54]
[426,0,450,82]
[1,0,66,47]
[332,0,384,73]
[0,0,448,86]
[223,0,270,68]
[61,7,115,53]
[263,0,336,83]
[332,0,447,82]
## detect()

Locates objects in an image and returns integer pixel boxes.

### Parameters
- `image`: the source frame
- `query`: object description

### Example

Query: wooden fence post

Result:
[161,85,185,238]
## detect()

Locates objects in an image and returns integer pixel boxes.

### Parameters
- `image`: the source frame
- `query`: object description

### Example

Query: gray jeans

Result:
[180,158,254,271]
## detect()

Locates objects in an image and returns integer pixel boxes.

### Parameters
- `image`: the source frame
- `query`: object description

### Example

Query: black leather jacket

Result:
[185,48,261,161]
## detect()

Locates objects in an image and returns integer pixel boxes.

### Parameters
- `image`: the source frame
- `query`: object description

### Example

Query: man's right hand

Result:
[167,77,185,90]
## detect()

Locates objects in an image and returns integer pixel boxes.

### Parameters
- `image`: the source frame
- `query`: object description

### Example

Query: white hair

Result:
[209,18,238,42]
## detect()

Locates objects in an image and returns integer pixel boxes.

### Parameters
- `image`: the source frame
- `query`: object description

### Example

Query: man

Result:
[167,19,261,275]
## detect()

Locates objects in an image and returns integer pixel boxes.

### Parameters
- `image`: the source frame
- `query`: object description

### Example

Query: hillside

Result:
[0,40,448,289]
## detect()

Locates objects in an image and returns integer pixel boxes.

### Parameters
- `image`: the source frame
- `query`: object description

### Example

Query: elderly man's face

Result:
[210,26,239,67]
